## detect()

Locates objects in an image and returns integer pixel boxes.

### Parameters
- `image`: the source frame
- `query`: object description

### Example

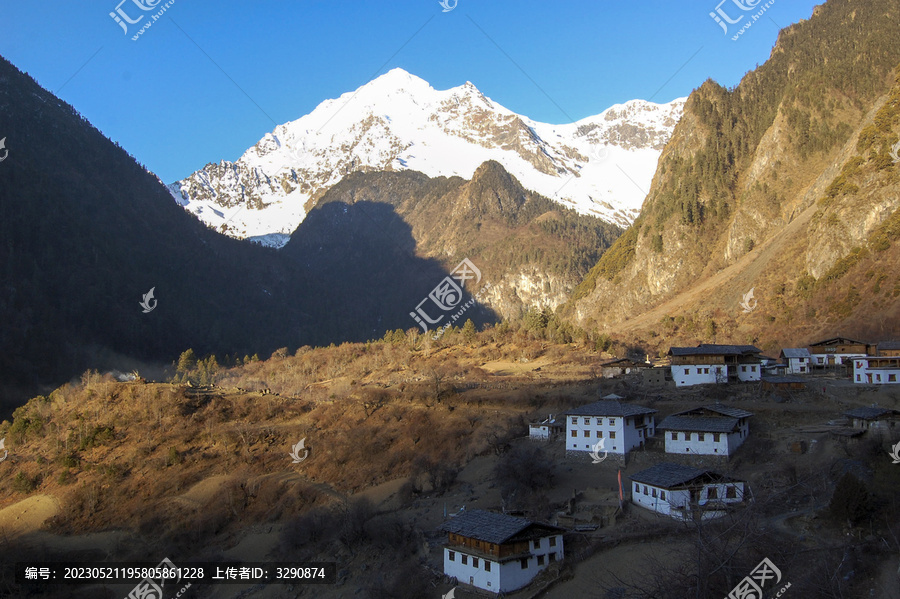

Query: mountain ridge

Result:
[170,68,684,246]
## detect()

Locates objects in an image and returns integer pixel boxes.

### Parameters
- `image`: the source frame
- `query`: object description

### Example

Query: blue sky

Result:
[0,0,821,183]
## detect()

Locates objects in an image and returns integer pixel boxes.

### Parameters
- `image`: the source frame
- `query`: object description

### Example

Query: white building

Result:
[780,348,811,374]
[439,510,564,593]
[565,399,657,455]
[528,415,561,440]
[630,462,748,521]
[843,406,900,437]
[657,404,753,457]
[668,345,762,387]
[852,357,900,385]
[808,337,871,368]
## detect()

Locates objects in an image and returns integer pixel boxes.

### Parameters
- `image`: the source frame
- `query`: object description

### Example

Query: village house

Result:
[843,406,900,436]
[875,341,900,357]
[761,375,807,394]
[780,348,812,374]
[852,356,900,385]
[629,463,749,521]
[668,344,762,387]
[597,358,651,378]
[528,415,562,441]
[439,509,564,593]
[807,337,872,368]
[565,399,657,455]
[657,404,753,456]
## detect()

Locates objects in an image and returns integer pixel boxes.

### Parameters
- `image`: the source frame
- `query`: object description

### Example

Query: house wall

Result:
[566,415,654,453]
[444,548,500,592]
[811,352,866,367]
[735,363,761,382]
[529,425,550,440]
[663,430,730,455]
[785,357,809,374]
[672,364,719,387]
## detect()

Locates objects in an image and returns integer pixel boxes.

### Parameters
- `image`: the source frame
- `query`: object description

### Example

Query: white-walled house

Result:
[852,357,900,385]
[657,404,753,457]
[668,345,762,387]
[843,406,900,437]
[630,463,748,521]
[529,416,562,440]
[439,510,564,593]
[808,337,871,368]
[565,400,657,455]
[780,348,812,374]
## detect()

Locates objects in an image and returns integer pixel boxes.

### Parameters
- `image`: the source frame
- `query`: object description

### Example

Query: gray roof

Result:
[657,415,740,433]
[843,406,900,420]
[878,341,900,350]
[669,344,761,357]
[439,510,560,544]
[809,337,867,347]
[566,400,657,418]
[630,463,730,488]
[675,404,753,419]
[781,348,811,359]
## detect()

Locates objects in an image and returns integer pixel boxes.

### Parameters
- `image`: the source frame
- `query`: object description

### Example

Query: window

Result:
[570,430,576,437]
[639,429,643,437]
[485,561,491,572]
[752,366,757,372]
[661,491,666,500]
[461,555,468,565]
[533,540,540,550]
[683,433,689,441]
[520,558,529,569]
[713,433,721,442]
[685,368,690,375]
[698,433,705,441]
[473,558,479,568]
[707,487,718,499]
[652,488,657,498]
[571,417,576,424]
[584,430,590,437]
[697,368,702,375]
[549,536,557,547]
[800,367,806,373]
[818,357,824,364]
[877,374,882,382]
[537,555,545,566]
[583,418,590,425]
[596,417,602,425]
[704,368,710,374]
[609,418,616,426]
[549,553,556,562]
[643,485,649,495]
[742,366,747,372]
[726,486,737,499]
[890,374,897,382]
[716,367,722,374]
[449,551,455,562]
[634,482,640,492]
[671,432,677,441]
[596,430,603,438]
[857,375,861,382]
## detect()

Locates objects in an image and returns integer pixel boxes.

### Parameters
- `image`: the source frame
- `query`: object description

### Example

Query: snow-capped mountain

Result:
[170,68,685,247]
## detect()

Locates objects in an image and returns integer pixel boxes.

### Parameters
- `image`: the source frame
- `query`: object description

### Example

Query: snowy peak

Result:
[170,69,685,247]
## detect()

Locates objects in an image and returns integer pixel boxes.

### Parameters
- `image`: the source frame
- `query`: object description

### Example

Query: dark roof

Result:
[780,348,811,359]
[566,400,657,417]
[439,510,561,544]
[878,341,900,351]
[762,376,807,384]
[699,404,754,418]
[657,415,739,433]
[809,337,867,347]
[630,463,736,488]
[600,358,650,367]
[843,406,900,420]
[668,344,761,357]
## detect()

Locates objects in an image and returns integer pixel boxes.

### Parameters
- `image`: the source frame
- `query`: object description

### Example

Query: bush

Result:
[12,471,37,494]
[829,473,872,525]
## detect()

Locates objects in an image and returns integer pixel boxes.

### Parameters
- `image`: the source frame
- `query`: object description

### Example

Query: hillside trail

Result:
[613,199,818,335]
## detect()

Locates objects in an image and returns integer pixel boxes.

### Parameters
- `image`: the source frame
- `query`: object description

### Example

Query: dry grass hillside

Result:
[0,328,899,598]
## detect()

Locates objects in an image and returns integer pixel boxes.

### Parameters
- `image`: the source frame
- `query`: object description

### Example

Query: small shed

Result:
[761,376,807,392]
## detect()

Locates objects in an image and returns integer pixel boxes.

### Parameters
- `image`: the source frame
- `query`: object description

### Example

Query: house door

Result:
[867,373,873,384]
